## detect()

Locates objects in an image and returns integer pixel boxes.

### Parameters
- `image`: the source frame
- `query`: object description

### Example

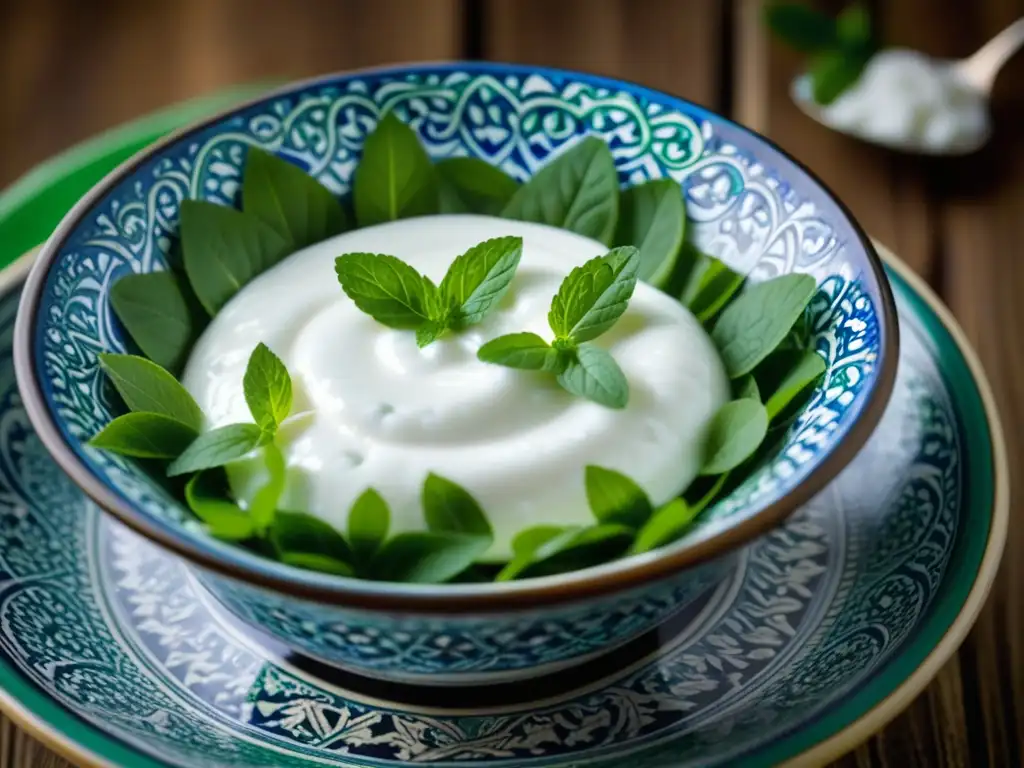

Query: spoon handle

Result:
[956,18,1024,94]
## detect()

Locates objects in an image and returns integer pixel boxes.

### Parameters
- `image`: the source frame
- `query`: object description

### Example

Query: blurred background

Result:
[0,1,1023,767]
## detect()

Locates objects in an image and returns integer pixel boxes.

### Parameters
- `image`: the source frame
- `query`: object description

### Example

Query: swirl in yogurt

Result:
[181,215,730,560]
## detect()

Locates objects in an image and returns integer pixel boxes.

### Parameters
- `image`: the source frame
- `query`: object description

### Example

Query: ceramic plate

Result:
[0,239,1006,767]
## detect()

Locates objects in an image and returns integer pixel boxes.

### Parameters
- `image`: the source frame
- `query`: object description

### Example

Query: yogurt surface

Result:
[181,214,730,560]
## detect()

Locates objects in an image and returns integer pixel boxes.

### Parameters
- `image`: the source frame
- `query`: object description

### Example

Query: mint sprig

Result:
[335,236,523,347]
[478,246,638,408]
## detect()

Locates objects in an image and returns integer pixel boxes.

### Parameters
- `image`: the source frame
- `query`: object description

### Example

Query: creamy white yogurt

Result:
[181,215,730,560]
[795,49,989,153]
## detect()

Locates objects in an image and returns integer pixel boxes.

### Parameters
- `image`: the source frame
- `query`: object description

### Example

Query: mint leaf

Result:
[630,498,698,554]
[683,255,746,324]
[763,2,839,53]
[837,4,871,48]
[734,374,761,402]
[185,470,254,541]
[477,332,565,372]
[557,344,629,409]
[758,348,826,420]
[249,442,286,533]
[89,412,198,459]
[422,472,493,538]
[180,200,289,315]
[348,488,390,565]
[243,146,346,250]
[437,157,519,215]
[549,247,639,343]
[584,465,653,528]
[685,472,730,515]
[415,320,447,348]
[614,179,685,288]
[710,273,818,378]
[335,252,438,329]
[439,236,523,327]
[700,399,769,475]
[98,353,203,431]
[243,342,292,432]
[271,510,353,571]
[353,112,438,227]
[510,524,633,580]
[511,525,565,557]
[371,531,491,583]
[167,422,263,477]
[110,270,205,374]
[502,136,620,245]
[810,48,871,105]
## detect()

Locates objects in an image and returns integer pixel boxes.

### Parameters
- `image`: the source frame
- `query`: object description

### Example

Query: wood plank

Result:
[483,0,725,109]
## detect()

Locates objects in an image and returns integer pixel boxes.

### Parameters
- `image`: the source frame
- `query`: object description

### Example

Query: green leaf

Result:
[700,399,770,475]
[242,146,346,250]
[439,236,523,326]
[271,509,353,568]
[347,488,390,564]
[763,2,839,53]
[710,273,818,378]
[734,374,761,402]
[557,344,629,409]
[614,179,685,288]
[242,342,292,432]
[89,412,198,459]
[185,471,254,541]
[109,270,205,374]
[511,524,633,580]
[415,321,447,347]
[476,332,565,372]
[280,552,355,576]
[98,353,203,431]
[422,473,493,538]
[502,136,620,245]
[549,246,640,343]
[759,348,827,420]
[180,200,289,315]
[810,48,871,105]
[335,252,438,329]
[166,422,263,477]
[371,531,491,583]
[685,471,730,515]
[436,157,519,215]
[837,4,872,48]
[685,257,746,324]
[630,498,699,554]
[353,112,438,227]
[511,525,566,557]
[584,465,653,528]
[249,442,286,533]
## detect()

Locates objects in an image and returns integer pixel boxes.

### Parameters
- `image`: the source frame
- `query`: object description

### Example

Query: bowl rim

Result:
[13,61,900,613]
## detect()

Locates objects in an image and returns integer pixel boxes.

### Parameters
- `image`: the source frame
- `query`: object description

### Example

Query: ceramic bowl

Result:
[13,63,897,685]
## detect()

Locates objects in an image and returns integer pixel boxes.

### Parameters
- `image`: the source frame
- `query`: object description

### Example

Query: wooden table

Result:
[0,1,1020,765]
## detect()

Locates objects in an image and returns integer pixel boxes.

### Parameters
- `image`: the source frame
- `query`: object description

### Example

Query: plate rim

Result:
[0,239,1007,768]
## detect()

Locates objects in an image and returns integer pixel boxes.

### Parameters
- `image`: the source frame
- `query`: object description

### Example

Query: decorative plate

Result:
[0,242,1005,767]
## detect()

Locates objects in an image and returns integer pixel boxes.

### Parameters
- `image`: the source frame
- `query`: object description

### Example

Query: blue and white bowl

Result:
[13,63,898,685]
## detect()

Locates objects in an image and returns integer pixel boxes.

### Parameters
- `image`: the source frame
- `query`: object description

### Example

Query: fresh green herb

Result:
[439,236,523,328]
[686,472,731,516]
[549,246,640,343]
[701,398,770,475]
[502,136,620,245]
[347,488,390,566]
[270,509,353,574]
[248,442,286,533]
[476,332,565,372]
[353,112,438,227]
[758,348,827,420]
[243,342,292,434]
[180,200,290,315]
[109,271,205,374]
[763,3,840,52]
[511,525,566,557]
[334,252,439,329]
[166,422,264,477]
[242,146,347,250]
[98,353,204,431]
[684,256,746,324]
[371,531,491,583]
[630,498,698,554]
[557,344,630,409]
[810,48,872,105]
[711,273,818,378]
[614,179,686,288]
[185,471,255,541]
[422,472,493,538]
[89,412,198,459]
[735,374,761,402]
[584,465,653,528]
[503,524,634,580]
[436,157,519,215]
[414,321,447,348]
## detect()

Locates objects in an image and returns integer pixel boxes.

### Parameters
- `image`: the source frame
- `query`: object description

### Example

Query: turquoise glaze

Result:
[16,64,895,682]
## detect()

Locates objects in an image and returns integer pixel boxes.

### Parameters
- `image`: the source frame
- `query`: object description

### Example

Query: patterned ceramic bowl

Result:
[14,63,897,685]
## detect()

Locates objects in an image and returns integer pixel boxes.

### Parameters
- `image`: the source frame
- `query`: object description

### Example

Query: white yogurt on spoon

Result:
[181,215,730,560]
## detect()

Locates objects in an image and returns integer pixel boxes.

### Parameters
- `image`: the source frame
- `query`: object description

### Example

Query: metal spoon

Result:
[791,17,1024,155]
